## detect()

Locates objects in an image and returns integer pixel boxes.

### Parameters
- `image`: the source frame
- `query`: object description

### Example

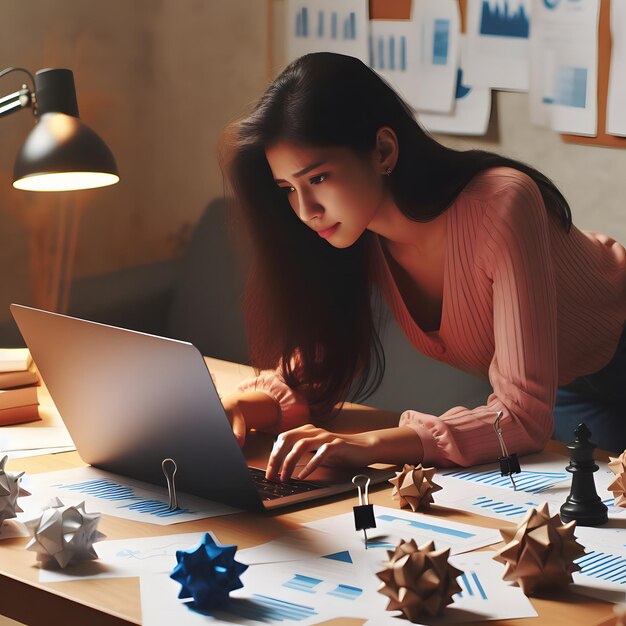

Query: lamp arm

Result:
[0,67,36,120]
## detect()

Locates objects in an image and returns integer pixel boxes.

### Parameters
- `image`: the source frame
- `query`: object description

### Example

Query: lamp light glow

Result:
[13,171,119,192]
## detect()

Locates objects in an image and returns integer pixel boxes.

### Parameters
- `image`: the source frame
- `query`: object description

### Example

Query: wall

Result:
[0,0,268,318]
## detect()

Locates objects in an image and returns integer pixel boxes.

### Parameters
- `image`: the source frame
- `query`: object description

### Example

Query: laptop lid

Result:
[11,304,266,511]
[10,305,393,512]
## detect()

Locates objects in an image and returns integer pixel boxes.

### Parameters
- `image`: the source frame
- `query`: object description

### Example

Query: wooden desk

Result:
[0,358,618,626]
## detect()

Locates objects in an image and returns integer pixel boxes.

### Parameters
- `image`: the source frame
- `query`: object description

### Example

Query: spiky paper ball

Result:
[25,497,105,568]
[389,464,442,511]
[493,502,585,596]
[170,533,248,611]
[608,450,626,507]
[0,455,30,525]
[376,539,462,621]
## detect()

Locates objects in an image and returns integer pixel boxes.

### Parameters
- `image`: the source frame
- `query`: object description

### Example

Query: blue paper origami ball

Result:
[170,533,248,611]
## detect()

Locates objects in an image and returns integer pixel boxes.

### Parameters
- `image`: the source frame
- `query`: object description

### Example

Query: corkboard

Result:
[369,0,467,32]
[370,0,623,148]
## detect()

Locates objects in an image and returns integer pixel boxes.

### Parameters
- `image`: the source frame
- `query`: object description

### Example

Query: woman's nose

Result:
[296,190,323,222]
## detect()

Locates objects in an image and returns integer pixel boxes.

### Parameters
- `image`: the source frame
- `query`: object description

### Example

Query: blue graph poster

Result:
[369,0,459,114]
[464,0,532,91]
[529,0,599,135]
[286,0,369,65]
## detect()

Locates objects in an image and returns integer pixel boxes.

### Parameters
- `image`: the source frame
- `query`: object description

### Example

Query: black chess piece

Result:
[560,423,608,526]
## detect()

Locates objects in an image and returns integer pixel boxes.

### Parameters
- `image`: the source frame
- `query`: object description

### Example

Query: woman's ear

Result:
[375,127,399,175]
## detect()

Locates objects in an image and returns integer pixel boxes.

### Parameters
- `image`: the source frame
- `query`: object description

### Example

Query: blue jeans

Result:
[553,324,626,453]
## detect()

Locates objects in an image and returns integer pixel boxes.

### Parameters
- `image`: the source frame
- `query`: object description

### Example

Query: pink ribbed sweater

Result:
[238,168,626,467]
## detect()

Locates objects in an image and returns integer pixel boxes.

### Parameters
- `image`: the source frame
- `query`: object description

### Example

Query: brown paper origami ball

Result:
[376,539,462,621]
[608,450,626,507]
[493,502,585,596]
[388,464,442,512]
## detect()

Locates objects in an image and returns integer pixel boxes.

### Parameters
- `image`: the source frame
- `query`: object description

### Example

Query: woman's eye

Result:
[310,174,327,185]
[280,186,295,194]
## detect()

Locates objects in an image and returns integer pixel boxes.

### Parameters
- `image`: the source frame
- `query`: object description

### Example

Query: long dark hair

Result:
[223,52,571,418]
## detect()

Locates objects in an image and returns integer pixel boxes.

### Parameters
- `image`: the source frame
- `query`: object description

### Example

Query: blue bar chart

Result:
[294,8,356,41]
[283,574,322,594]
[442,468,568,493]
[51,477,192,518]
[575,550,626,585]
[377,514,475,539]
[472,495,541,519]
[235,594,318,622]
[456,571,488,600]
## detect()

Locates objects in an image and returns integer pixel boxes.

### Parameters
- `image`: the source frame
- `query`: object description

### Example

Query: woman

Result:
[220,52,626,482]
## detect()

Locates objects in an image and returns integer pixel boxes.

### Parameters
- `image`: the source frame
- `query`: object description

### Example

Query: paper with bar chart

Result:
[369,0,459,114]
[529,0,599,135]
[140,566,335,626]
[20,466,238,526]
[434,452,626,525]
[286,0,369,64]
[305,505,500,555]
[464,0,532,91]
[418,35,492,136]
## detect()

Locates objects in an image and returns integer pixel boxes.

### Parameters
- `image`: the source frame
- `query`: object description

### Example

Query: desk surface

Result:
[0,358,618,626]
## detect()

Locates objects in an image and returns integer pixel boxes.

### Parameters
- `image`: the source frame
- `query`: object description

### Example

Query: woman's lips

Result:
[317,223,339,238]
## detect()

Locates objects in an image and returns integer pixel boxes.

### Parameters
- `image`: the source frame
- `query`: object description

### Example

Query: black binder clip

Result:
[493,411,521,490]
[161,458,179,511]
[352,474,376,549]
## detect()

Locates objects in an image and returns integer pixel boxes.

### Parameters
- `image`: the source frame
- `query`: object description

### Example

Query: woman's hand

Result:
[221,391,281,447]
[266,424,424,481]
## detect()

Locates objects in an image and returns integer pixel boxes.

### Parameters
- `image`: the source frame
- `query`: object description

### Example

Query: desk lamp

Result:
[0,66,119,191]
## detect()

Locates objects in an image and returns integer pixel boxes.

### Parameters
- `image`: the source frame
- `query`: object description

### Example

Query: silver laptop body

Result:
[11,304,392,511]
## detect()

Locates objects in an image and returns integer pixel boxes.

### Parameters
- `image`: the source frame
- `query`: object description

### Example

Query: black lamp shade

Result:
[12,69,119,192]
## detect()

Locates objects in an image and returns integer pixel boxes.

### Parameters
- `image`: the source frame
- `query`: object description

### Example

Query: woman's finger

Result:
[279,434,331,481]
[265,424,319,479]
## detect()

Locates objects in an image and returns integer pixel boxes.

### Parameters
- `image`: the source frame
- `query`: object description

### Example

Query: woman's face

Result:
[265,141,389,248]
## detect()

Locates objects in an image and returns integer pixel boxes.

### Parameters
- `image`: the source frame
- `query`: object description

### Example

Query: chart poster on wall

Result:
[286,0,369,64]
[529,0,599,136]
[463,0,532,91]
[606,0,626,136]
[413,0,460,113]
[418,36,492,135]
[369,1,459,114]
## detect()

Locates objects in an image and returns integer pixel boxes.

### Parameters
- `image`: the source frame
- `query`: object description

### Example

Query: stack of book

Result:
[0,348,41,426]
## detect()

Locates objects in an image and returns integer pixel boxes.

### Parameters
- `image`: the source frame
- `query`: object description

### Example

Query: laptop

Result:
[10,304,393,511]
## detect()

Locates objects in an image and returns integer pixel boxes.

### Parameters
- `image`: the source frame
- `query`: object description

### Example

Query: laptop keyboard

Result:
[249,467,326,501]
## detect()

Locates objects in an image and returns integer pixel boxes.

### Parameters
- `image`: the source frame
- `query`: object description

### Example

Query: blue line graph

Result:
[283,574,322,594]
[442,469,568,493]
[377,514,475,539]
[575,551,626,585]
[456,571,488,600]
[480,0,529,39]
[472,495,540,518]
[328,584,362,600]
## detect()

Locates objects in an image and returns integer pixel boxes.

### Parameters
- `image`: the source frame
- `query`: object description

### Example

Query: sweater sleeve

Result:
[236,370,311,434]
[400,175,558,466]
